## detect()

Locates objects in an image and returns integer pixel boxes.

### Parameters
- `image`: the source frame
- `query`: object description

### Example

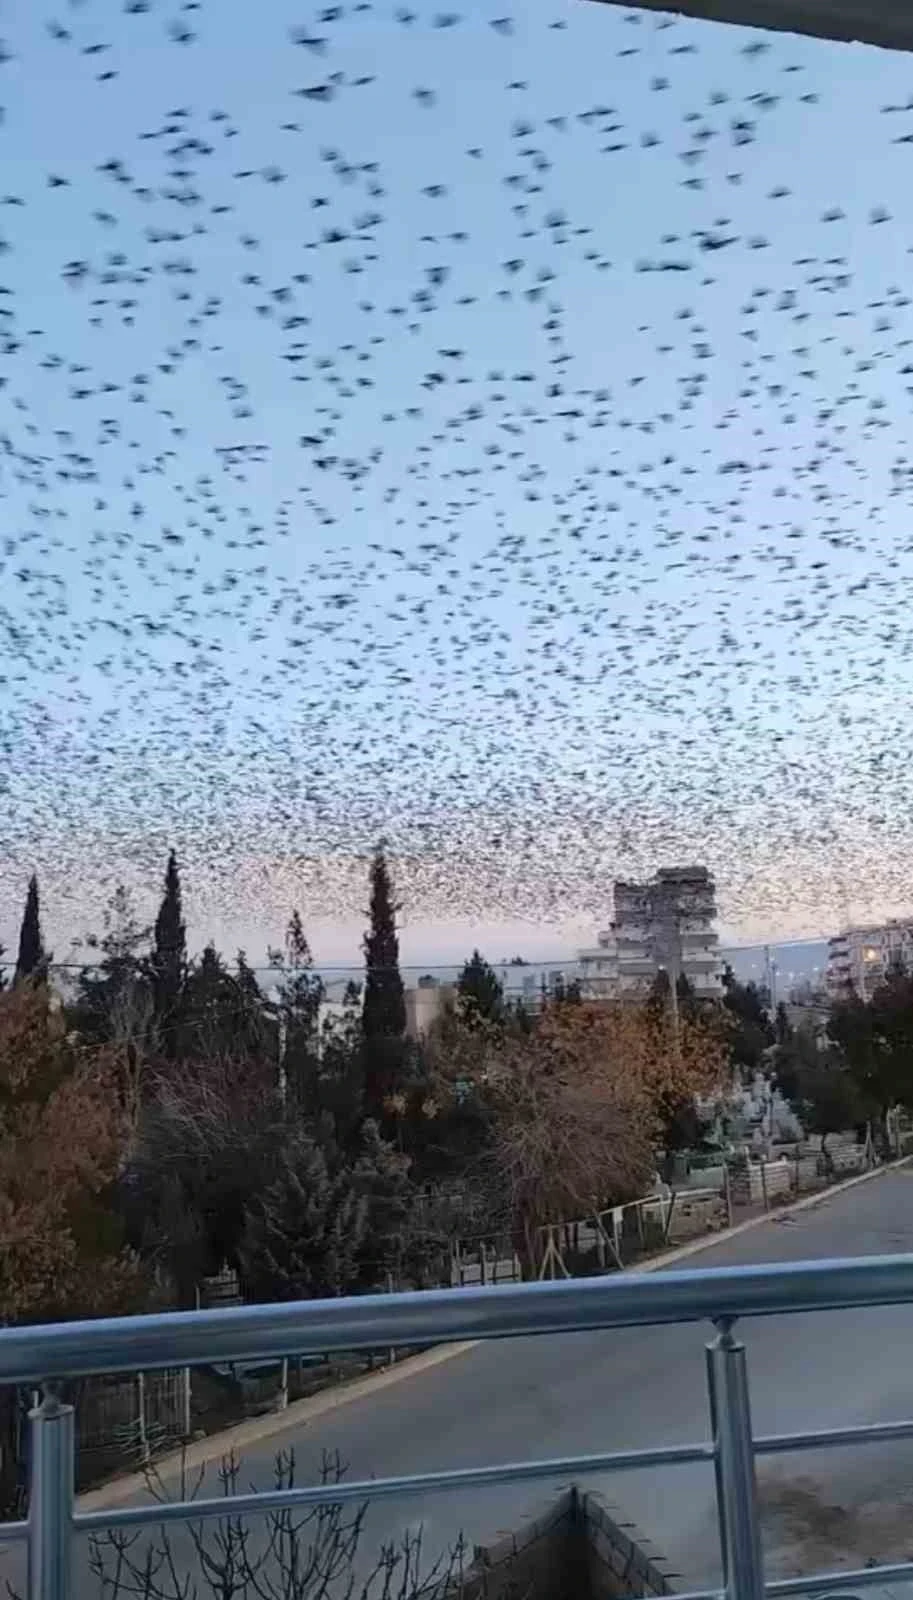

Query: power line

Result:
[0,934,829,976]
[0,934,831,972]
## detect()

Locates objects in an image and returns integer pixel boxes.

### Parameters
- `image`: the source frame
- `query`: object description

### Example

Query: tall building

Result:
[826,919,913,1000]
[579,865,722,1000]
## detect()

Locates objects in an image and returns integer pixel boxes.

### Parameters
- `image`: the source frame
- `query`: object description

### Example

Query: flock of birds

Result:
[1,0,912,953]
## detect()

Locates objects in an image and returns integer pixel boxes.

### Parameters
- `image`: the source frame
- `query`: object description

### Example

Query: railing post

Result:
[28,1386,74,1600]
[705,1339,728,1590]
[181,1365,192,1440]
[706,1319,765,1600]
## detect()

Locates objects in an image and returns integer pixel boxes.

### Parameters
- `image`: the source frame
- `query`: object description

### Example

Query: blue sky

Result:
[2,1,913,964]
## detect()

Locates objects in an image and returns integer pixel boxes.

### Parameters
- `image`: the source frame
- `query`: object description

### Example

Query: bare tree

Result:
[78,1447,471,1600]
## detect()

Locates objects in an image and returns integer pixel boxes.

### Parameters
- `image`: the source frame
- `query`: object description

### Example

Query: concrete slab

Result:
[584,0,913,54]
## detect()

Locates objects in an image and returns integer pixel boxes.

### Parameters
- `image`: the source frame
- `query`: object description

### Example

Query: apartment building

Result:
[826,918,913,1000]
[579,865,722,1001]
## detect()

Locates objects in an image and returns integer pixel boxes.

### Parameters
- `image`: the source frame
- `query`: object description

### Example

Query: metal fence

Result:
[4,1253,913,1599]
[75,1366,190,1465]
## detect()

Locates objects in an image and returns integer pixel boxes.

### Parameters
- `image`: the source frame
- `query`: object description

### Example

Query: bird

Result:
[0,0,910,959]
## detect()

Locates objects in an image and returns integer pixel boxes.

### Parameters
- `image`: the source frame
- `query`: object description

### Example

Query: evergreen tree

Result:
[721,964,774,1078]
[235,951,271,1057]
[15,874,46,982]
[646,967,672,1024]
[314,980,366,1142]
[457,949,504,1022]
[361,846,406,1117]
[648,968,699,1023]
[238,1113,413,1302]
[238,1116,368,1302]
[177,943,272,1063]
[278,910,324,1108]
[150,850,186,1047]
[552,974,582,1005]
[74,884,152,1045]
[350,1116,414,1286]
[829,968,913,1145]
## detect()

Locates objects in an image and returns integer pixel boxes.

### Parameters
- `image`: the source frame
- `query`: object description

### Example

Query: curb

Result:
[77,1340,478,1512]
[78,1154,909,1513]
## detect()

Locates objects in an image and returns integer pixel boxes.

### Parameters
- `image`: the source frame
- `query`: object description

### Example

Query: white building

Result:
[579,865,722,1001]
[826,919,913,1000]
[404,976,457,1039]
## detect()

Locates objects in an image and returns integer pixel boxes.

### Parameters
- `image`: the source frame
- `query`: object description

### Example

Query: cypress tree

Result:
[151,849,186,1046]
[15,875,46,982]
[361,846,406,1117]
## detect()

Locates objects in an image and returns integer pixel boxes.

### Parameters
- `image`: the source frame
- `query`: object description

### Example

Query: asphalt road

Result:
[9,1168,913,1597]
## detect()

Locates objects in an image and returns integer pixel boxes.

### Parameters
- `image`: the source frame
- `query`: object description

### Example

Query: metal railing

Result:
[4,1252,913,1600]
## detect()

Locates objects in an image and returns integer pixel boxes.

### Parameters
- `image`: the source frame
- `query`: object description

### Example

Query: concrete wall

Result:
[666,1192,726,1241]
[582,1492,678,1598]
[436,1486,677,1600]
[465,1487,578,1600]
[729,1159,792,1207]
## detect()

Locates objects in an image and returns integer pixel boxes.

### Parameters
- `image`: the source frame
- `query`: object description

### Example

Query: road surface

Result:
[9,1167,913,1597]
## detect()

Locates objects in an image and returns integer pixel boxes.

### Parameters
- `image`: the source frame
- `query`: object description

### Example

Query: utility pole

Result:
[763,945,778,1011]
[668,958,681,1055]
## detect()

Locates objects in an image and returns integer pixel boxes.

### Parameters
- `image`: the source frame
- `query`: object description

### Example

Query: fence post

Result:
[28,1387,74,1600]
[182,1367,192,1440]
[136,1371,150,1465]
[724,1164,733,1228]
[706,1321,765,1600]
[759,1160,768,1212]
[386,1270,396,1366]
[595,1213,606,1271]
[480,1242,488,1287]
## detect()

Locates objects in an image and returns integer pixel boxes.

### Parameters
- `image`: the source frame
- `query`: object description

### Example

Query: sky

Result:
[2,0,913,966]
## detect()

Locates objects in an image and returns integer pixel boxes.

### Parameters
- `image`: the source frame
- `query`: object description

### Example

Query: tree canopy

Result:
[829,968,913,1124]
[722,964,774,1077]
[456,949,504,1022]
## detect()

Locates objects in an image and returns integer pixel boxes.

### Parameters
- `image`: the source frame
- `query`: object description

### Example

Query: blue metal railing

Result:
[4,1252,913,1600]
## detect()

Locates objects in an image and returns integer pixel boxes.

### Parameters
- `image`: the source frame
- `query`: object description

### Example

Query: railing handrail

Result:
[3,1249,913,1384]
